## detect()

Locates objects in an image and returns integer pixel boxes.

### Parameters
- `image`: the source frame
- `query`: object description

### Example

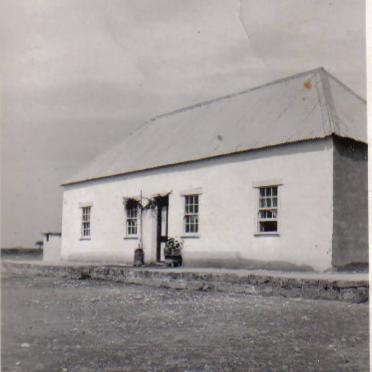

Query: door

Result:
[156,196,169,261]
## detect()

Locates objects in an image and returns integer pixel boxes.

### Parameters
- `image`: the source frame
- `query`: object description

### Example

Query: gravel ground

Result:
[1,273,369,372]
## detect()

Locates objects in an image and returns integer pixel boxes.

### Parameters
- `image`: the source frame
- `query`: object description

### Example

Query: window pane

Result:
[81,206,91,237]
[128,207,137,218]
[258,186,278,232]
[126,210,137,235]
[161,207,167,236]
[184,196,199,234]
[83,222,90,236]
[194,217,199,232]
[259,221,277,232]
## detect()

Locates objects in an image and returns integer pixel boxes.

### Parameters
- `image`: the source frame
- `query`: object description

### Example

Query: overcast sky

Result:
[0,0,366,247]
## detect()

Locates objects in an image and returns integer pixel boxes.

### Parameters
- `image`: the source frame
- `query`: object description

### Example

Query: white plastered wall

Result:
[61,138,333,271]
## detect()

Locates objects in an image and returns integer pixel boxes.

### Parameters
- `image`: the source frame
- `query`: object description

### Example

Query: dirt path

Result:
[1,273,369,371]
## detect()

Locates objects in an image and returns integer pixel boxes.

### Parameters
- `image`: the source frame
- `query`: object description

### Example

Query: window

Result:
[184,194,199,233]
[81,206,91,238]
[126,206,138,236]
[258,186,278,233]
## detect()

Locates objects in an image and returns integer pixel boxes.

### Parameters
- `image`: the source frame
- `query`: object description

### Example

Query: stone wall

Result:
[1,261,368,303]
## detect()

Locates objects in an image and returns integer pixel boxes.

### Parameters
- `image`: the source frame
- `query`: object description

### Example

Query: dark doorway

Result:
[156,195,169,262]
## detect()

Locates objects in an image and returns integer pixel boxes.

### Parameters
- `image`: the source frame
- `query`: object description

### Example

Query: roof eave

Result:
[62,135,339,187]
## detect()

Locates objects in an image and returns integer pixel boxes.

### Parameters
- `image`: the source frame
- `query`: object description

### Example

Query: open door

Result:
[156,196,169,262]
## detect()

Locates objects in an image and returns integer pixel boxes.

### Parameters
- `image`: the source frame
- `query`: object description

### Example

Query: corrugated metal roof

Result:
[63,68,366,185]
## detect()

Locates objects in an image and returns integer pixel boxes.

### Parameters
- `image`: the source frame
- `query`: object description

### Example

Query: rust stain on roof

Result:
[303,80,312,90]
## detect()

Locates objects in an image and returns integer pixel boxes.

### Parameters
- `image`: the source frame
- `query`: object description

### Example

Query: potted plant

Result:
[164,237,183,267]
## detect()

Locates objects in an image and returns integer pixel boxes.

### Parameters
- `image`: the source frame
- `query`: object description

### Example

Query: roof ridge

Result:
[322,70,366,103]
[117,68,326,143]
[122,67,334,142]
[317,69,338,134]
[146,67,326,124]
[318,69,366,137]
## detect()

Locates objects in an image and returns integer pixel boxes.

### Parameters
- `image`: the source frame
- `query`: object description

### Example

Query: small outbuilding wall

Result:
[61,138,334,271]
[43,233,62,261]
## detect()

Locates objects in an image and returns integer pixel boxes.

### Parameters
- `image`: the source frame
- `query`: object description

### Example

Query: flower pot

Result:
[134,248,144,266]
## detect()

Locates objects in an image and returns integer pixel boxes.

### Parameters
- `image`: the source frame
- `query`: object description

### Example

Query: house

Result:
[42,232,62,261]
[60,68,367,272]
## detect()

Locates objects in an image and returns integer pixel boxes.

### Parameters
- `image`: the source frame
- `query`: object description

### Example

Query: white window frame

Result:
[126,205,139,237]
[255,185,280,235]
[183,194,199,235]
[80,206,91,239]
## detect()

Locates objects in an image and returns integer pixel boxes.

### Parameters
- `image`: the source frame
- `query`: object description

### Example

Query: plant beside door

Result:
[164,237,183,267]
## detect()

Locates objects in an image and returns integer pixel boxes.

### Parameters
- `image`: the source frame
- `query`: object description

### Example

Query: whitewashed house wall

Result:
[61,137,333,271]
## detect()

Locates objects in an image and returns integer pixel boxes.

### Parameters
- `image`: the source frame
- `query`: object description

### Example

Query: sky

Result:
[0,0,366,248]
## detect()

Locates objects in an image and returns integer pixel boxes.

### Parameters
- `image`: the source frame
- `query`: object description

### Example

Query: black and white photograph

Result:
[1,1,369,371]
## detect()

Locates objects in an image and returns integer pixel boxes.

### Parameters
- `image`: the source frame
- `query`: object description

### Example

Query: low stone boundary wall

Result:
[1,248,42,255]
[1,261,368,303]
